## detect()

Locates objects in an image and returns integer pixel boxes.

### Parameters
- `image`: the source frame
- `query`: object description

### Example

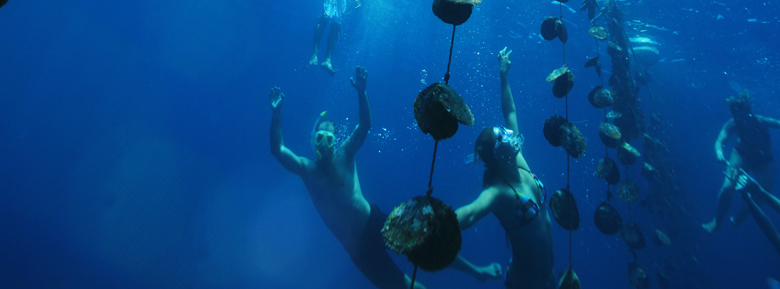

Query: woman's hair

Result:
[475,127,502,188]
[726,89,752,112]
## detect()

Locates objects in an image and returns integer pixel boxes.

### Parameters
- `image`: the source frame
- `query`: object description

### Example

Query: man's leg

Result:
[347,204,418,289]
[704,150,743,233]
[703,178,737,233]
[310,14,330,66]
[320,22,340,75]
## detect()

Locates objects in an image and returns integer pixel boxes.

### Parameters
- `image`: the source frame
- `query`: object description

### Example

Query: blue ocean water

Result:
[0,0,778,288]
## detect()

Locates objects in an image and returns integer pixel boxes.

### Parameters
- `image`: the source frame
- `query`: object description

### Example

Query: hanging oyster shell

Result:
[550,188,580,231]
[607,111,622,119]
[643,133,669,153]
[596,157,620,185]
[382,196,462,272]
[541,16,566,43]
[584,56,602,79]
[607,41,624,58]
[580,0,600,21]
[617,179,639,203]
[560,122,586,158]
[640,162,661,184]
[589,86,613,108]
[541,17,559,40]
[557,20,568,43]
[558,265,581,289]
[653,229,671,246]
[546,67,575,98]
[414,83,475,141]
[628,262,650,289]
[546,66,569,82]
[618,142,640,166]
[598,122,621,148]
[621,221,646,250]
[595,201,623,235]
[543,115,567,147]
[614,110,640,140]
[588,26,607,40]
[432,0,481,26]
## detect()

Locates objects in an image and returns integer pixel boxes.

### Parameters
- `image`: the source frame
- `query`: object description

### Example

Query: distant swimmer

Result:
[309,0,355,75]
[268,67,500,288]
[703,90,780,233]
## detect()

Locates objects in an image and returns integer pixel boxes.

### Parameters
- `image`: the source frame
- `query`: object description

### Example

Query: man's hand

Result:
[735,170,762,193]
[270,87,284,110]
[498,47,512,76]
[716,150,727,164]
[350,66,367,93]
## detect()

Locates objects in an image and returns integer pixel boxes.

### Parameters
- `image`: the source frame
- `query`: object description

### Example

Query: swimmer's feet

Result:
[320,59,336,76]
[702,219,719,233]
[309,54,319,66]
[476,262,503,284]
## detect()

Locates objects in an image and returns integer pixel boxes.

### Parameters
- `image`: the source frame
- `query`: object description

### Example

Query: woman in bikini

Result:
[455,47,555,289]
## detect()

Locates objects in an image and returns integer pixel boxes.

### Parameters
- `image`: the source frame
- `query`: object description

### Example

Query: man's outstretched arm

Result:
[270,87,308,176]
[342,67,372,158]
[758,115,780,129]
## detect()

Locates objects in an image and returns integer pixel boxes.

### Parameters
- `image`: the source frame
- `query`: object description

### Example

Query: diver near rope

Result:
[455,47,555,289]
[269,67,500,289]
[703,90,780,233]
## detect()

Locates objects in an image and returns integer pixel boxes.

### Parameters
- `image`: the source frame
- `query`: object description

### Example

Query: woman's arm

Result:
[456,188,501,231]
[498,47,519,136]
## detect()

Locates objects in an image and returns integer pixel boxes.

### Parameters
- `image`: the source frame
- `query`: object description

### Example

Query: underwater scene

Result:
[1,0,779,288]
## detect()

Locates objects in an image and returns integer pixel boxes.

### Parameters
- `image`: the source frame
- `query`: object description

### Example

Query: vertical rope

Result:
[560,3,566,65]
[444,25,456,85]
[568,231,572,266]
[427,140,439,196]
[432,24,456,197]
[558,0,574,269]
[566,95,570,190]
[561,2,569,191]
[604,106,611,201]
[595,38,604,87]
[409,266,418,289]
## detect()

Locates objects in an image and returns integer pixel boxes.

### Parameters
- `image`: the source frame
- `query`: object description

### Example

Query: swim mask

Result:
[314,130,336,148]
[311,111,333,160]
[493,127,523,155]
